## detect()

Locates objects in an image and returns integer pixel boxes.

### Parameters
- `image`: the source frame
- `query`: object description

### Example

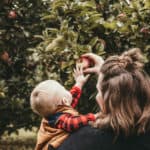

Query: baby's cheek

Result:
[67,92,73,104]
[70,96,73,105]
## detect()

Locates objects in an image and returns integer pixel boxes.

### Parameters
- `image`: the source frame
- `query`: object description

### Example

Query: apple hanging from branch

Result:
[8,10,17,19]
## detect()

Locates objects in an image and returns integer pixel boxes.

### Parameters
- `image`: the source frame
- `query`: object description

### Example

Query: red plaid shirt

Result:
[70,86,82,108]
[55,86,95,132]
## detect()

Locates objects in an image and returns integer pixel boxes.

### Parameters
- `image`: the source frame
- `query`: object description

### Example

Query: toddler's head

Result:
[30,80,72,117]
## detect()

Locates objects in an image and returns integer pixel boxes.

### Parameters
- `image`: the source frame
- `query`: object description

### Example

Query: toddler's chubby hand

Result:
[73,63,90,89]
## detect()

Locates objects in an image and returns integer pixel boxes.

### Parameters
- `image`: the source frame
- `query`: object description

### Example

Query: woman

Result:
[56,48,150,150]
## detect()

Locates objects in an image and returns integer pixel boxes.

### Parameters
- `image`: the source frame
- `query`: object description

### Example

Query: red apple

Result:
[80,57,93,69]
[0,51,12,65]
[140,27,150,34]
[8,10,17,19]
[117,13,127,22]
[117,13,126,18]
[1,51,9,62]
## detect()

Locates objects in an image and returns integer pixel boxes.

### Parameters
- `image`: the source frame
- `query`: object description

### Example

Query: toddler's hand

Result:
[73,63,90,89]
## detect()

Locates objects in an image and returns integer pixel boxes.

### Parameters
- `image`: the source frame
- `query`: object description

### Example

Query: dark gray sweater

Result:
[56,126,150,150]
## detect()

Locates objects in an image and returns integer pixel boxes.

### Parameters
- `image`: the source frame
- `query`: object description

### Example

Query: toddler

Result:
[30,65,96,150]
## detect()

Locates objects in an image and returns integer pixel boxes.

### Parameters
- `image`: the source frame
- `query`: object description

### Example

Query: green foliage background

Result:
[0,0,150,135]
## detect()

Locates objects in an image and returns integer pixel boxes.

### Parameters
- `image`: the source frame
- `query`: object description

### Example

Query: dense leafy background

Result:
[0,0,150,135]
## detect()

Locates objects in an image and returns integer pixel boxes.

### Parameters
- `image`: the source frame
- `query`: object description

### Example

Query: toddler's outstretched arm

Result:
[55,113,95,132]
[70,64,90,108]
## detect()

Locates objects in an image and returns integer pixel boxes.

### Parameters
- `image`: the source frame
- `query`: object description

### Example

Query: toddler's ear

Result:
[62,97,70,106]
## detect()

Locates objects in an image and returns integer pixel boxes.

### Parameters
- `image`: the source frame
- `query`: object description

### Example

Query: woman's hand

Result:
[88,113,99,126]
[82,53,104,74]
[73,64,90,89]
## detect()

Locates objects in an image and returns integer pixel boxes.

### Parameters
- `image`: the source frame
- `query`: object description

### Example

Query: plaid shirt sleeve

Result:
[55,113,95,132]
[70,86,82,108]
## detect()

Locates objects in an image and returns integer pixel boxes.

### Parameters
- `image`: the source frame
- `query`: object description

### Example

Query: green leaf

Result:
[89,37,99,47]
[103,21,117,30]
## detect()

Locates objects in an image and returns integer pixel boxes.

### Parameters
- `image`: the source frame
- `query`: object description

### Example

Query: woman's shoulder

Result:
[57,126,114,150]
[57,126,150,150]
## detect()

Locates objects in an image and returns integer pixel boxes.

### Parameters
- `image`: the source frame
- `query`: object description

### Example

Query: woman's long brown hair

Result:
[94,48,150,137]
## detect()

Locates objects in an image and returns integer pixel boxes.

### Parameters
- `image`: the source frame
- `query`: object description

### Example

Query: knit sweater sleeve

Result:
[69,86,82,108]
[55,113,95,132]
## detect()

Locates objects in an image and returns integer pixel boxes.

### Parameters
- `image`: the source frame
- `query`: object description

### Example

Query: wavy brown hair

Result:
[94,48,150,137]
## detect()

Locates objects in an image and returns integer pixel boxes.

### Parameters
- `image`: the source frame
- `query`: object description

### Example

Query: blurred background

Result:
[0,0,149,149]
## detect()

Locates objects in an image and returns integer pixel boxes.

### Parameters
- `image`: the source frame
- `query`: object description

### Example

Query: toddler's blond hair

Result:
[30,80,72,117]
